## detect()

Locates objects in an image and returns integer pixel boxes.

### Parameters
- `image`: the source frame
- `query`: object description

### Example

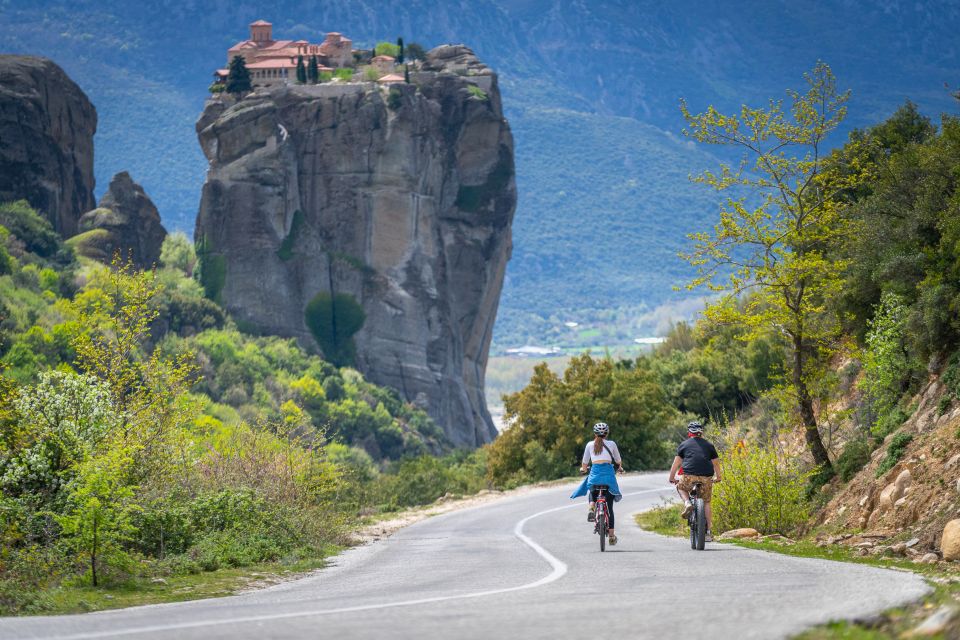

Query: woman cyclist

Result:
[570,422,624,545]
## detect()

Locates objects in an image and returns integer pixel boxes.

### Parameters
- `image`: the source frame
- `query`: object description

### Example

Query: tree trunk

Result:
[792,334,832,470]
[91,520,99,587]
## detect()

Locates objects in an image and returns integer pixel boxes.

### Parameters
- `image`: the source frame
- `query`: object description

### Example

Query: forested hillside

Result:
[3,1,959,347]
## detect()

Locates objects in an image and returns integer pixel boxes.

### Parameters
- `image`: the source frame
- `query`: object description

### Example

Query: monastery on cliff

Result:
[215,20,355,86]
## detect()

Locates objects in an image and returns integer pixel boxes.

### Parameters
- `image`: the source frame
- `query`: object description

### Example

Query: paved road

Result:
[0,473,930,640]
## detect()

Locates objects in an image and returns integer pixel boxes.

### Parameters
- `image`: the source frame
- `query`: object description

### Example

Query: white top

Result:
[582,439,622,465]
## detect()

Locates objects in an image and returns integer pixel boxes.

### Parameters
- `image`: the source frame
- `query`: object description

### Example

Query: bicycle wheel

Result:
[689,512,697,549]
[694,499,706,550]
[598,509,606,552]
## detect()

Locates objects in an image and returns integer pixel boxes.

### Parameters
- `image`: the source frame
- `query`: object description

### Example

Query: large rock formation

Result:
[0,56,96,236]
[195,45,515,447]
[74,172,167,268]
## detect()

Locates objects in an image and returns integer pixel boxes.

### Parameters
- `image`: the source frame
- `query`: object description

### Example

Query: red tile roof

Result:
[250,19,272,26]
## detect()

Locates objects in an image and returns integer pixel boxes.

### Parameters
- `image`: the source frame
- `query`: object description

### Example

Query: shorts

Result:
[678,474,713,502]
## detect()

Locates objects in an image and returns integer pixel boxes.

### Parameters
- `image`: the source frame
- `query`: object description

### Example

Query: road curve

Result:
[0,473,930,640]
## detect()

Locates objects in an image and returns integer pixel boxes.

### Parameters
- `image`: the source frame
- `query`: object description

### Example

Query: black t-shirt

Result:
[676,437,718,476]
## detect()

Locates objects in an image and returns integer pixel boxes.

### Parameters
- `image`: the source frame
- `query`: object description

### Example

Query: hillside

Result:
[3,1,960,348]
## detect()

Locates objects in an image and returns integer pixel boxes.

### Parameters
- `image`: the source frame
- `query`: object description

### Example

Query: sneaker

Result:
[608,534,618,546]
[705,530,714,543]
[680,500,693,518]
[587,506,596,522]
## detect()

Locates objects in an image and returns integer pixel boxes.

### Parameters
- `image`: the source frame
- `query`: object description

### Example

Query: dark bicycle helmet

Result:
[687,420,704,434]
[593,422,609,436]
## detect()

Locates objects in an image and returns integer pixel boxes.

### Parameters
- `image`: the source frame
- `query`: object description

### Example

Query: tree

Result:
[296,55,306,84]
[225,55,251,95]
[307,56,319,84]
[679,62,853,472]
[397,37,405,64]
[374,42,400,58]
[405,43,426,62]
[404,64,410,84]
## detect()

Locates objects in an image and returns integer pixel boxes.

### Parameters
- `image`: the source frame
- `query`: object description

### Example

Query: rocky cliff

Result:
[195,46,515,447]
[0,56,96,236]
[74,172,168,268]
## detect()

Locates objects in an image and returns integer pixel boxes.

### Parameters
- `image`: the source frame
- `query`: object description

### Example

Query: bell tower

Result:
[250,20,273,43]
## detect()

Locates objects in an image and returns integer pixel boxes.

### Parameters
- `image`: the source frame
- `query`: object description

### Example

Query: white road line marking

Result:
[18,487,672,640]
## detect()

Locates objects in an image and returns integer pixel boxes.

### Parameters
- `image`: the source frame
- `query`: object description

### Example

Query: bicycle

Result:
[685,482,707,550]
[592,484,611,552]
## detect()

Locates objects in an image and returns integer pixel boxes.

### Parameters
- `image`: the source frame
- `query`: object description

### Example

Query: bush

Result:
[712,434,812,535]
[334,68,353,81]
[387,88,403,110]
[875,432,913,477]
[871,404,911,438]
[304,292,365,367]
[836,438,873,482]
[466,84,488,100]
[374,42,400,58]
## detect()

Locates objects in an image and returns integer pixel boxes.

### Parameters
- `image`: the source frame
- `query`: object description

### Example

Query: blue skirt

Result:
[570,464,622,502]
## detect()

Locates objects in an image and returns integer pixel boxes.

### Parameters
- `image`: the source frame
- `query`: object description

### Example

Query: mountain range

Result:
[2,0,959,348]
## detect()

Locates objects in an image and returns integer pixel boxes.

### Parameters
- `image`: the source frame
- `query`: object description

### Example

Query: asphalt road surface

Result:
[0,472,930,640]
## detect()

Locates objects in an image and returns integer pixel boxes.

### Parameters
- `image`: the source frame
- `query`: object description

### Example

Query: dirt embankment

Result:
[813,376,960,563]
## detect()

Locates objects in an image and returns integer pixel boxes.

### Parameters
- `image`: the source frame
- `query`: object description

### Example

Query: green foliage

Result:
[374,450,489,509]
[489,353,675,486]
[159,232,196,276]
[466,84,488,100]
[871,404,910,439]
[207,82,224,94]
[295,55,306,84]
[304,292,366,367]
[307,56,319,84]
[333,68,353,81]
[712,432,813,535]
[387,88,403,110]
[374,42,400,58]
[196,248,226,304]
[364,66,380,81]
[836,438,873,482]
[404,42,426,62]
[875,432,913,477]
[225,56,251,94]
[862,293,910,417]
[681,62,853,470]
[396,37,404,64]
[0,200,64,259]
[276,210,304,261]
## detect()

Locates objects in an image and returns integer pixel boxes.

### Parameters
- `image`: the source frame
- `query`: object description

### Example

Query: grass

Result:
[634,501,686,537]
[634,508,960,639]
[17,549,339,616]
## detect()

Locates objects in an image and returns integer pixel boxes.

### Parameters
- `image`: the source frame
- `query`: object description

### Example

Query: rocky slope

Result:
[0,55,96,236]
[74,171,167,268]
[194,46,515,447]
[813,375,960,564]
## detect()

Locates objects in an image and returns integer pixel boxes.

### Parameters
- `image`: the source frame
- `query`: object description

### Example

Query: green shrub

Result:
[304,292,365,367]
[374,42,400,58]
[875,432,913,477]
[836,438,873,482]
[387,88,403,110]
[712,434,813,535]
[334,68,353,81]
[0,200,63,258]
[466,84,488,100]
[276,210,304,261]
[198,253,226,303]
[871,404,910,438]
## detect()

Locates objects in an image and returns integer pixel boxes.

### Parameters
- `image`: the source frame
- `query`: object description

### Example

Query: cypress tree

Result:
[397,37,405,64]
[226,55,252,94]
[296,55,306,84]
[404,64,410,83]
[307,56,319,84]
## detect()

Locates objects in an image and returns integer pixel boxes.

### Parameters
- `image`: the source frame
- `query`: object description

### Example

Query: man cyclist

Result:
[668,420,721,542]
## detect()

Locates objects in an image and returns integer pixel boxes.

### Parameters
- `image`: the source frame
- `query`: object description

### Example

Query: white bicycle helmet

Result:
[593,422,609,436]
[687,420,704,434]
